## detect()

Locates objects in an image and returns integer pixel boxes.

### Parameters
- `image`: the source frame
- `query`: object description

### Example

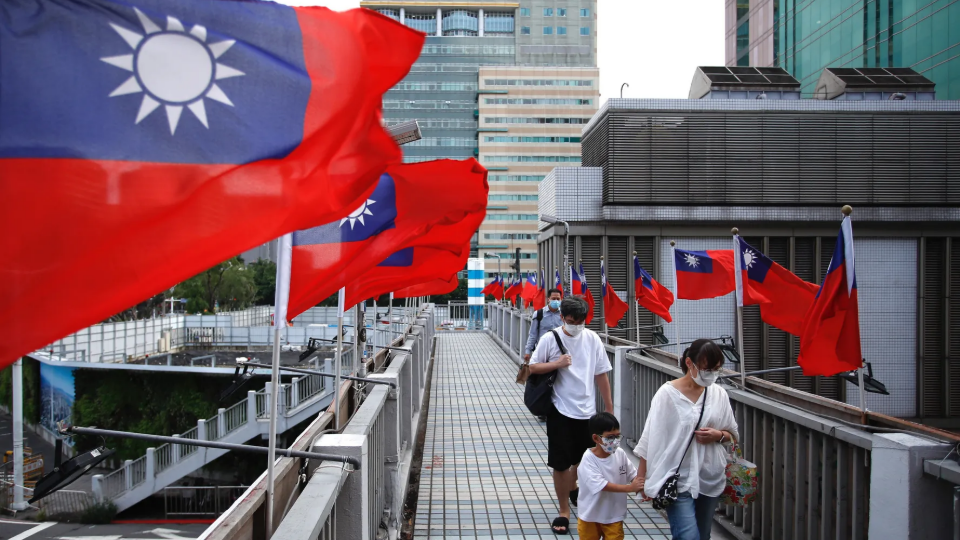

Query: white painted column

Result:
[436,8,442,36]
[478,9,484,36]
[11,359,27,510]
[399,7,405,24]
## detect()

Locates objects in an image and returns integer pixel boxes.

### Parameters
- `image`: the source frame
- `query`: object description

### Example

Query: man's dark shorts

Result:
[546,405,594,471]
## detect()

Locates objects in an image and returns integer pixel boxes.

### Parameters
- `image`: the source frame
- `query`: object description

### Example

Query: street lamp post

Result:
[540,215,569,295]
[621,82,629,98]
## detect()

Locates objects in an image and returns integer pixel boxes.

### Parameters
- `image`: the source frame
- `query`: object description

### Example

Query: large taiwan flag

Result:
[634,255,674,322]
[285,160,488,320]
[736,237,819,336]
[674,248,736,300]
[798,217,862,376]
[0,0,424,365]
[395,275,459,299]
[345,246,468,307]
[600,258,628,327]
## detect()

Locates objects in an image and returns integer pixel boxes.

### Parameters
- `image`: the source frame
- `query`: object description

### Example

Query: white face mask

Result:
[692,366,719,387]
[564,322,585,337]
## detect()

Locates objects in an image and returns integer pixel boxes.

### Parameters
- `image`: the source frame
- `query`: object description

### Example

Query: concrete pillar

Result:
[124,459,134,491]
[478,8,484,36]
[869,433,955,539]
[145,448,155,481]
[197,419,207,442]
[92,474,104,502]
[172,434,181,462]
[436,8,442,36]
[399,7,404,24]
[11,359,26,510]
[367,371,402,530]
[217,408,226,440]
[315,434,368,538]
[247,390,257,424]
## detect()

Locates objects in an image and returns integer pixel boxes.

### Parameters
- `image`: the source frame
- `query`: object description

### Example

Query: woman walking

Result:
[634,339,739,540]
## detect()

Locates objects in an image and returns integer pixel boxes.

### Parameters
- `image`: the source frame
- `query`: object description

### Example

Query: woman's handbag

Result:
[721,443,758,506]
[522,330,566,416]
[516,360,530,384]
[651,386,707,511]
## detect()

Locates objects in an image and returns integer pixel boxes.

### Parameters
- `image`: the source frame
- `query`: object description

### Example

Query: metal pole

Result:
[354,304,362,377]
[11,358,27,511]
[732,230,747,387]
[265,325,281,536]
[858,364,868,423]
[372,297,378,359]
[670,241,681,367]
[335,288,345,430]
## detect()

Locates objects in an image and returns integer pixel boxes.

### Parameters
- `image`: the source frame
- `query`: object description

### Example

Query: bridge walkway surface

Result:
[415,333,671,539]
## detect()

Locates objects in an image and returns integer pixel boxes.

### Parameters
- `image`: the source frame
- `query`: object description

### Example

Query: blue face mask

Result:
[548,300,561,310]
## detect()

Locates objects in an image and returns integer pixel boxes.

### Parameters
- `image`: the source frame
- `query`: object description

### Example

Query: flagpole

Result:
[841,205,868,424]
[357,302,366,377]
[670,241,681,367]
[266,232,292,538]
[732,228,748,387]
[335,287,345,430]
[633,251,641,346]
[601,256,609,345]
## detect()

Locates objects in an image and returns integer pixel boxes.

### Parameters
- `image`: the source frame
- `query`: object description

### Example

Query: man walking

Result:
[528,296,613,535]
[523,288,563,421]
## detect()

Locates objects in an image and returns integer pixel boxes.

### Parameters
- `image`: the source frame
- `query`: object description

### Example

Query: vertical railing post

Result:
[247,390,257,426]
[197,419,207,442]
[172,434,181,463]
[146,448,156,482]
[124,459,133,492]
[92,474,104,502]
[217,408,226,440]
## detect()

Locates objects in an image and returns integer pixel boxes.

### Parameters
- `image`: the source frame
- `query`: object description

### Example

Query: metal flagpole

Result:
[601,256,608,345]
[266,233,292,537]
[11,358,27,511]
[335,288,345,430]
[841,205,868,423]
[353,304,361,377]
[372,297,378,360]
[633,252,640,345]
[670,241,681,367]
[732,228,748,387]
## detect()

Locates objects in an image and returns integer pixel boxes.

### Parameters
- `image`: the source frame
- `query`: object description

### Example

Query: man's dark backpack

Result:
[523,329,567,416]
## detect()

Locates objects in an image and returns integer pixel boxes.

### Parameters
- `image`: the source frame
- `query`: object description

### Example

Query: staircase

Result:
[92,369,336,512]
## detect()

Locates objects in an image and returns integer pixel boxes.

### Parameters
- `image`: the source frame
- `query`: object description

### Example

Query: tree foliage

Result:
[249,258,277,305]
[173,257,256,314]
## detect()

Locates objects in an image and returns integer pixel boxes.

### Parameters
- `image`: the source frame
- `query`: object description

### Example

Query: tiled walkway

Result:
[414,333,672,540]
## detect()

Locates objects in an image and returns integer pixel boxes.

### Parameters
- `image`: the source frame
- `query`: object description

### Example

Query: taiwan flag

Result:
[344,246,468,308]
[634,255,674,322]
[481,276,500,299]
[736,237,819,336]
[674,248,736,300]
[0,0,424,365]
[285,160,488,320]
[491,275,505,301]
[572,262,596,325]
[521,273,538,304]
[555,268,564,297]
[798,217,862,376]
[505,276,523,305]
[531,268,547,310]
[601,258,628,327]
[395,275,458,299]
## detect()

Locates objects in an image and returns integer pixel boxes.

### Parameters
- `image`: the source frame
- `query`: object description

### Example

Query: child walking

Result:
[576,412,644,540]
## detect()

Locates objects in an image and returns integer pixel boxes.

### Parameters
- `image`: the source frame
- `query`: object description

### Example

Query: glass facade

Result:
[484,116,591,124]
[484,98,593,105]
[580,26,591,35]
[557,26,567,35]
[484,79,593,86]
[487,174,547,182]
[775,0,960,99]
[483,136,582,143]
[484,155,582,162]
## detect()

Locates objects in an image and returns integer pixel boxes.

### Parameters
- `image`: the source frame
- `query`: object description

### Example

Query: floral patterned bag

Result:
[721,443,758,506]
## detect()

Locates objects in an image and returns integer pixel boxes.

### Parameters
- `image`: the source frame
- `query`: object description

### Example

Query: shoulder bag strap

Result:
[537,310,542,337]
[673,386,708,474]
[550,329,568,356]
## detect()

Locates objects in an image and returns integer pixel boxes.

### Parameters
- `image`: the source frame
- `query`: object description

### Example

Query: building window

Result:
[580,8,590,17]
[485,233,539,240]
[375,9,400,21]
[485,214,540,221]
[483,79,594,87]
[557,26,567,35]
[580,26,590,36]
[490,251,539,258]
[483,136,581,143]
[543,26,553,35]
[484,98,592,105]
[487,175,546,182]
[485,116,591,124]
[544,8,553,16]
[405,13,437,34]
[521,26,531,34]
[483,155,582,163]
[557,8,567,16]
[484,11,515,35]
[520,7,530,16]
[488,195,539,201]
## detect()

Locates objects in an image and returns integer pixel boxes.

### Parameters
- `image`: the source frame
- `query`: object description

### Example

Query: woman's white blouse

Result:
[633,383,740,499]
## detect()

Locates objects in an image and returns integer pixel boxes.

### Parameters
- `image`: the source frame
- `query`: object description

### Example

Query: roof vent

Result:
[688,66,801,100]
[813,67,935,100]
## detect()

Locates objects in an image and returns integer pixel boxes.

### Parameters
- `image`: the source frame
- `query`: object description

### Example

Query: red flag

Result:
[532,268,547,310]
[505,277,523,306]
[798,218,862,376]
[736,237,819,336]
[344,246,469,307]
[555,268,564,297]
[286,160,488,319]
[395,275,459,298]
[634,255,674,322]
[520,273,538,303]
[674,248,736,300]
[601,258,628,327]
[0,3,424,365]
[572,262,596,325]
[491,275,505,301]
[481,278,499,297]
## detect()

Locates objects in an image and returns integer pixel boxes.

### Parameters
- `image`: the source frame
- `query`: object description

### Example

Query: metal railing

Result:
[164,485,247,518]
[435,302,486,330]
[37,489,95,516]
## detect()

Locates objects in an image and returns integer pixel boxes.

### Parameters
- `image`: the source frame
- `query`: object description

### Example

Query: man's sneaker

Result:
[570,488,579,507]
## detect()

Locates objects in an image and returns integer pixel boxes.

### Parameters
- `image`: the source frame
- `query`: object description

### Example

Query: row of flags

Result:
[0,1,491,365]
[482,216,860,378]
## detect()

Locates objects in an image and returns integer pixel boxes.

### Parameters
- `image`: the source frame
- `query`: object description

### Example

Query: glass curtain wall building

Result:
[364,0,598,278]
[726,0,960,99]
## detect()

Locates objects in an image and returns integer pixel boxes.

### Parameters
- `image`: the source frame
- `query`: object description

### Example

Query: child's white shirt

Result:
[576,447,638,524]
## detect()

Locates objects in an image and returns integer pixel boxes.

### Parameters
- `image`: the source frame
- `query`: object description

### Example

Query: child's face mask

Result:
[599,435,621,454]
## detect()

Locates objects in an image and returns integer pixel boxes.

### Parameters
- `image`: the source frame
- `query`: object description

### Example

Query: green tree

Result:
[249,258,277,305]
[173,257,255,313]
[430,278,468,304]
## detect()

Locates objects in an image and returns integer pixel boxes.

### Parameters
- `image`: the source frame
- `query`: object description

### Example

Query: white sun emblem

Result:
[340,199,376,229]
[102,8,245,135]
[742,249,756,269]
[684,253,700,267]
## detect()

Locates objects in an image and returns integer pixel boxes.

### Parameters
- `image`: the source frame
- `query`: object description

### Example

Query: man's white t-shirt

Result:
[530,328,612,419]
[577,448,638,524]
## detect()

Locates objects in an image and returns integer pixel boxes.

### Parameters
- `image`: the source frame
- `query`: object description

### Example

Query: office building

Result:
[539,66,960,425]
[363,0,598,278]
[726,0,960,99]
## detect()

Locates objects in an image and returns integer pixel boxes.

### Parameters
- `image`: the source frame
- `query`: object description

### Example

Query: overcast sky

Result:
[278,0,724,102]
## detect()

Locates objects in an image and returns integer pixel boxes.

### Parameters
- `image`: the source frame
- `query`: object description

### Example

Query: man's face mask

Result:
[564,322,585,337]
[548,300,561,310]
